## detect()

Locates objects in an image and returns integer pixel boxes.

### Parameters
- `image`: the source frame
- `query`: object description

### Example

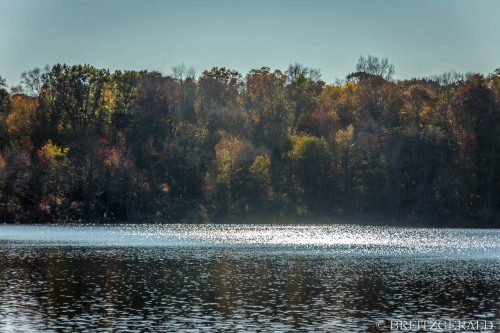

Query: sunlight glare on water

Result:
[0,224,499,257]
[0,224,499,332]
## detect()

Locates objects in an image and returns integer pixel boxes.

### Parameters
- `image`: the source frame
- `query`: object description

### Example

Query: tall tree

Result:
[244,67,291,153]
[452,75,500,218]
[0,77,11,148]
[198,67,243,137]
[353,55,395,81]
[285,64,323,135]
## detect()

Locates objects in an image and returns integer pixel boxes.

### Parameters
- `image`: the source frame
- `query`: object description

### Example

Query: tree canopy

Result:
[0,58,499,226]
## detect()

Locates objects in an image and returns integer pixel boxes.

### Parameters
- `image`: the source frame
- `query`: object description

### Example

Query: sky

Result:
[1,0,500,87]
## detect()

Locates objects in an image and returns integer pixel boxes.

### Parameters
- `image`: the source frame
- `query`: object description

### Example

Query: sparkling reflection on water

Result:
[0,224,499,332]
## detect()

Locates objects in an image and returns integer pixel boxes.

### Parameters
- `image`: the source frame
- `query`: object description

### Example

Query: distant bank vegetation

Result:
[0,56,499,226]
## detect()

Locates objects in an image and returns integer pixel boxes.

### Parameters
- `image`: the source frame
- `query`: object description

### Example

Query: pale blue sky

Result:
[1,0,499,86]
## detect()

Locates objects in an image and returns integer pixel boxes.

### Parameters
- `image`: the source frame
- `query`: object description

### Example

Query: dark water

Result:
[0,225,499,332]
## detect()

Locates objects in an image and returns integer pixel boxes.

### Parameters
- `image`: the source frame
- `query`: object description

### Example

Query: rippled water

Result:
[0,224,499,332]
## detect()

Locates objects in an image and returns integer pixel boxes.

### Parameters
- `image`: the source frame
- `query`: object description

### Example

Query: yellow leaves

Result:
[319,85,343,102]
[317,83,359,129]
[335,125,354,149]
[6,95,36,146]
[38,140,69,167]
[159,183,170,193]
[215,137,256,167]
[249,154,273,200]
[215,137,244,184]
[102,88,116,111]
[420,106,436,125]
[343,81,358,94]
[214,136,257,186]
[405,84,436,102]
[290,133,329,161]
[320,81,357,101]
[249,154,271,181]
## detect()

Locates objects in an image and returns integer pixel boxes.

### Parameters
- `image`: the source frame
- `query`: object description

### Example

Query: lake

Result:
[0,224,499,332]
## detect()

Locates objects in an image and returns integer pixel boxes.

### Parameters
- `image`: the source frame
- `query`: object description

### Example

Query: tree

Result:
[1,61,499,225]
[31,64,114,221]
[285,63,321,83]
[285,65,323,135]
[131,71,174,170]
[335,125,355,198]
[21,66,49,97]
[36,140,73,222]
[96,135,135,221]
[0,82,11,148]
[204,137,258,219]
[198,67,243,137]
[353,55,395,81]
[244,67,291,152]
[0,152,7,216]
[402,84,438,128]
[6,94,36,148]
[159,121,211,221]
[248,154,273,214]
[289,134,331,214]
[452,75,500,218]
[0,147,33,223]
[108,70,141,133]
[171,63,196,82]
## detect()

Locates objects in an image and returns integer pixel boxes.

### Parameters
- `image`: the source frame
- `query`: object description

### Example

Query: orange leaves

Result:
[6,94,36,146]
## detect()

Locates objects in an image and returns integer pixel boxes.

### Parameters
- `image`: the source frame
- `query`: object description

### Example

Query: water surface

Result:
[0,224,499,332]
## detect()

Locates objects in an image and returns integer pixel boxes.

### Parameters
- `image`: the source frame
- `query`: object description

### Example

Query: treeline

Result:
[0,57,499,226]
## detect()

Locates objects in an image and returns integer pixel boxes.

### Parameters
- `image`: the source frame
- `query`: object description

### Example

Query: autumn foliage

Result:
[0,60,499,226]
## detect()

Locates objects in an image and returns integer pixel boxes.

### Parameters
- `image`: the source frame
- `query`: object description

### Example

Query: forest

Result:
[0,56,499,226]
